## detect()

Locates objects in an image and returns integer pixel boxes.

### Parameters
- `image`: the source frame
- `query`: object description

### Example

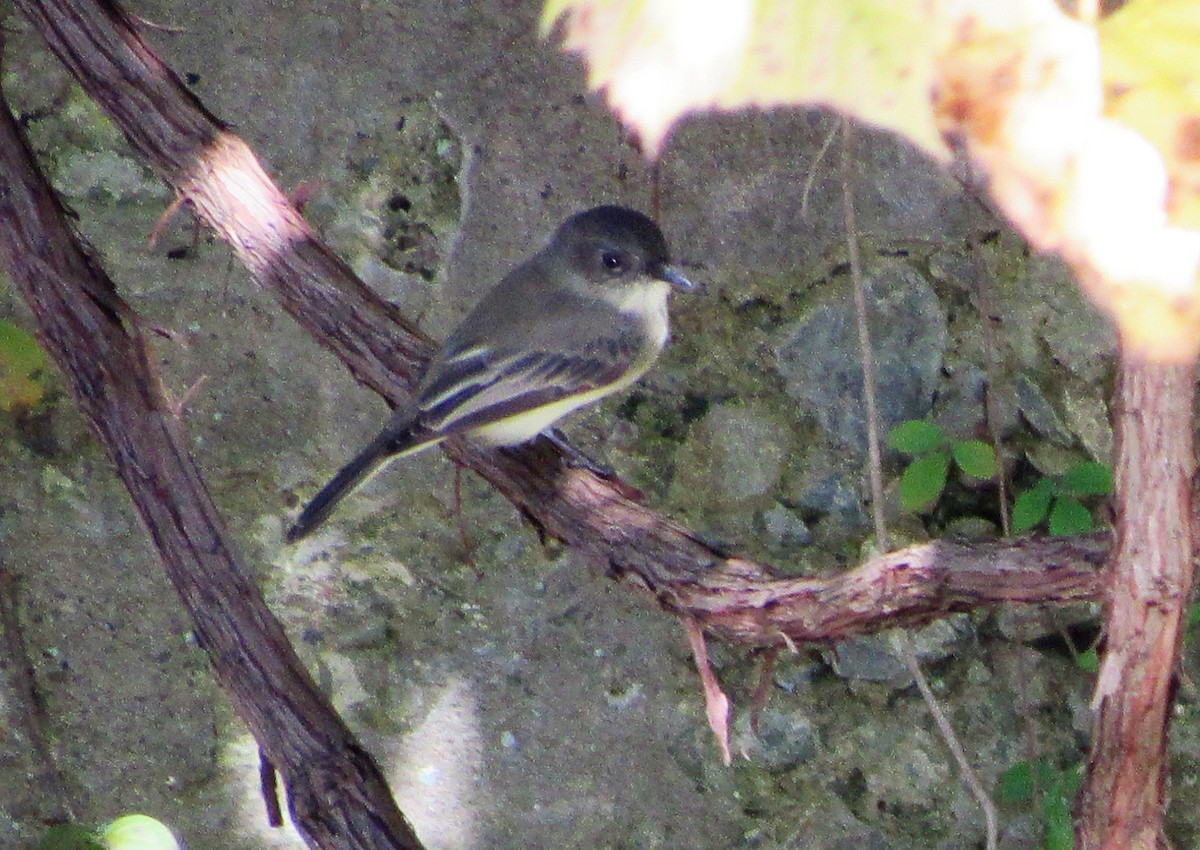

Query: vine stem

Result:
[842,120,999,850]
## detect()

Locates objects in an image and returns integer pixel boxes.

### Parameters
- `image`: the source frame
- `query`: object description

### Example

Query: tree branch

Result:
[3,1,1145,848]
[12,0,1112,646]
[1076,357,1196,850]
[0,35,423,850]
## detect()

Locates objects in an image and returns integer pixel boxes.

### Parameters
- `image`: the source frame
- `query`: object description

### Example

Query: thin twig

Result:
[903,643,999,847]
[684,616,731,765]
[800,119,840,223]
[840,121,886,540]
[973,239,1012,536]
[985,384,1012,536]
[842,120,999,850]
[749,648,777,735]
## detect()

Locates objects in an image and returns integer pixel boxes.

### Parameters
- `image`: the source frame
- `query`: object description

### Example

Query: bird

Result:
[286,205,692,542]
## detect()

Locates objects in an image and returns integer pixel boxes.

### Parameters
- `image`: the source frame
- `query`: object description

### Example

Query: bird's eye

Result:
[601,249,626,274]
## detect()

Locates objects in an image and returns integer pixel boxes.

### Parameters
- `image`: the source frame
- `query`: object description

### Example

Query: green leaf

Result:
[997,760,1033,804]
[951,439,998,479]
[1042,787,1075,850]
[1048,496,1094,535]
[0,318,47,411]
[887,419,945,455]
[1060,762,1085,798]
[1038,761,1085,850]
[1188,603,1200,627]
[37,825,104,850]
[1059,461,1113,496]
[1077,648,1100,673]
[99,816,180,850]
[898,451,949,511]
[1012,484,1054,533]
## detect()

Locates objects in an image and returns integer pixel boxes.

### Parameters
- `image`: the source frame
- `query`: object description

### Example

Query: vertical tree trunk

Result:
[1077,355,1196,849]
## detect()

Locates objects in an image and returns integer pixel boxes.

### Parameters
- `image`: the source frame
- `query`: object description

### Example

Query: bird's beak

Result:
[654,263,694,291]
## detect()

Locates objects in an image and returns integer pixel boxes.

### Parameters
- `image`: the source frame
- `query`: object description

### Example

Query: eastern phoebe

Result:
[286,205,692,542]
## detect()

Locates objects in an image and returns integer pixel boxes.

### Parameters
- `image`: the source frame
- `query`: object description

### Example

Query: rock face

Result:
[774,261,949,455]
[0,1,1124,849]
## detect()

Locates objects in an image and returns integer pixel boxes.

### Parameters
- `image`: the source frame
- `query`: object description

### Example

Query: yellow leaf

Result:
[1101,0,1200,230]
[543,0,948,159]
[543,0,1200,359]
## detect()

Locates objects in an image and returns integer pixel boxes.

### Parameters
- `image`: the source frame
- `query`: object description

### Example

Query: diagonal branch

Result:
[0,35,423,850]
[12,0,1110,646]
[1,0,1134,847]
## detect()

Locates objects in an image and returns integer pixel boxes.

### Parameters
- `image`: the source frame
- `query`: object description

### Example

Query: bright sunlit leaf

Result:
[939,1,1200,361]
[545,0,1200,360]
[542,0,947,158]
[99,816,179,850]
[1100,0,1200,230]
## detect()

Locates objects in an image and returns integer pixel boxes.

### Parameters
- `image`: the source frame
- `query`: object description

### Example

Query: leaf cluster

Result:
[888,420,997,512]
[998,758,1084,850]
[889,420,1113,536]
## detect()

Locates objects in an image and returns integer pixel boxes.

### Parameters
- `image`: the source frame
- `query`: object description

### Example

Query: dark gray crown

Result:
[554,205,670,263]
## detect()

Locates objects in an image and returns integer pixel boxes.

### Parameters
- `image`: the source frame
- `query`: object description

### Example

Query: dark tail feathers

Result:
[286,423,426,543]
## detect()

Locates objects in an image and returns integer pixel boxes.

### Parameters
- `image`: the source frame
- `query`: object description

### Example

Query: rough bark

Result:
[0,48,423,850]
[8,3,1189,850]
[9,0,1112,646]
[1076,357,1196,850]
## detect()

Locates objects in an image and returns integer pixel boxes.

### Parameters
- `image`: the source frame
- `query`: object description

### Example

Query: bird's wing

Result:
[415,319,644,436]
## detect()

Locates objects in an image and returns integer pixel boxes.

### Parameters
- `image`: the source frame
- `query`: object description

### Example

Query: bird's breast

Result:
[616,280,672,350]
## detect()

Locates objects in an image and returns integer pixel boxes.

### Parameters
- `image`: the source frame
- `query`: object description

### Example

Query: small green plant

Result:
[1011,461,1113,535]
[0,318,48,411]
[1189,603,1200,628]
[38,815,179,850]
[888,419,998,511]
[37,824,102,850]
[998,757,1084,850]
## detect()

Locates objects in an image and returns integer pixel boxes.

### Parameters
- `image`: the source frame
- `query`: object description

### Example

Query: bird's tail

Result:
[286,418,432,543]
